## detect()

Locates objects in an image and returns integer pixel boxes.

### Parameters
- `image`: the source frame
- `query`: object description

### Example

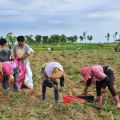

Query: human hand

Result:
[53,84,58,90]
[82,90,87,95]
[82,86,89,95]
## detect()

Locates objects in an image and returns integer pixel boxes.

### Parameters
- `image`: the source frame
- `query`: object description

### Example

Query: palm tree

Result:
[83,31,87,45]
[105,33,110,43]
[79,36,84,43]
[113,32,118,42]
[87,35,93,43]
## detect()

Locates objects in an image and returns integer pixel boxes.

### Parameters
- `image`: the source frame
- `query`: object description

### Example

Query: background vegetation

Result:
[0,32,120,120]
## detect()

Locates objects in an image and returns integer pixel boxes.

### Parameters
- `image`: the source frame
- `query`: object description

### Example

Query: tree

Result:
[49,34,60,44]
[87,35,93,43]
[6,32,16,48]
[83,31,87,44]
[42,36,49,44]
[25,35,33,43]
[67,35,77,43]
[59,34,67,43]
[72,35,77,43]
[105,33,110,43]
[113,32,118,42]
[25,35,34,43]
[35,35,42,43]
[79,36,84,43]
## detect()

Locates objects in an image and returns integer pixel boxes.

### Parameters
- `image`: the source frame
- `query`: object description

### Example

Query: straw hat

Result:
[16,49,25,58]
[50,68,63,80]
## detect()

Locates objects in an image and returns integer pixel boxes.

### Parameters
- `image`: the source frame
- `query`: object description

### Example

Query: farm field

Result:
[1,0,120,119]
[31,43,116,51]
[0,48,120,120]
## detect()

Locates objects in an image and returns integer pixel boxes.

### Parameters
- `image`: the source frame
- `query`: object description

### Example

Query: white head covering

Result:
[45,62,63,78]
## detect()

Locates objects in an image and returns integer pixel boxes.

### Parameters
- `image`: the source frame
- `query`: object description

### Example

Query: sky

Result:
[0,0,120,43]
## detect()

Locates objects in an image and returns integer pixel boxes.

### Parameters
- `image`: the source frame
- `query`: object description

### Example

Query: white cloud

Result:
[87,10,120,20]
[0,0,107,12]
[0,0,120,42]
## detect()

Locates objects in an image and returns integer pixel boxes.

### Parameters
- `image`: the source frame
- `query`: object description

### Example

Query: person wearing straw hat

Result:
[11,36,33,89]
[80,65,120,109]
[39,62,64,102]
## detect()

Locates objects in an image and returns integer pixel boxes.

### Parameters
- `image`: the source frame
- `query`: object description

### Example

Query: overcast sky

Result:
[0,0,120,42]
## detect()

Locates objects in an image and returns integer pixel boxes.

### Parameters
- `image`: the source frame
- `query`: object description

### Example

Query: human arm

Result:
[58,75,64,92]
[17,53,29,60]
[60,75,64,87]
[18,44,31,60]
[11,46,16,60]
[83,78,92,95]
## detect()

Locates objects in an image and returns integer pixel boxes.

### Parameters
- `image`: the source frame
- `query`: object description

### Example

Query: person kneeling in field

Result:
[80,65,120,108]
[39,62,64,102]
[1,61,19,92]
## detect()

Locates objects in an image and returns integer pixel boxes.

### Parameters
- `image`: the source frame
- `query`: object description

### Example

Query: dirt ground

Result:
[0,50,120,120]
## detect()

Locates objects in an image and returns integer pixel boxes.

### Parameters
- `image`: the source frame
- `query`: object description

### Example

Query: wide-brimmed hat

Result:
[50,68,63,80]
[80,67,91,81]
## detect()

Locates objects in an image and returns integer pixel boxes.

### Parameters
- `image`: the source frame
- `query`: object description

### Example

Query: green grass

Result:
[1,45,120,120]
[10,92,25,105]
[30,43,116,51]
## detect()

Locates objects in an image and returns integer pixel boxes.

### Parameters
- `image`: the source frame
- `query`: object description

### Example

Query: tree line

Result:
[0,31,119,47]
